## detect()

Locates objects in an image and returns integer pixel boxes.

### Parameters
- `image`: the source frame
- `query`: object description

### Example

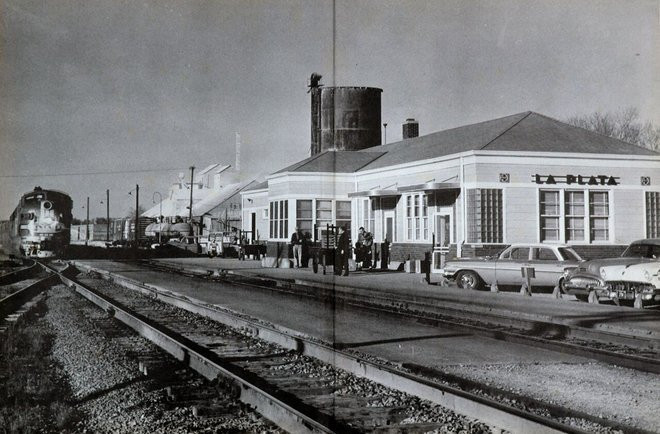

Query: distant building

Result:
[142,164,260,237]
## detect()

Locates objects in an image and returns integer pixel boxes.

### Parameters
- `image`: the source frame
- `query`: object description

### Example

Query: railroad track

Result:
[67,260,645,434]
[0,258,39,285]
[0,262,60,333]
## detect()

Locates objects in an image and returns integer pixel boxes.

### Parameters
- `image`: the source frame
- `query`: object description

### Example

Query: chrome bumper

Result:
[566,275,660,301]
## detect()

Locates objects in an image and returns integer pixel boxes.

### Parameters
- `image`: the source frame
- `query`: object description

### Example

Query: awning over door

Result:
[349,182,460,198]
[347,189,400,198]
[397,182,460,193]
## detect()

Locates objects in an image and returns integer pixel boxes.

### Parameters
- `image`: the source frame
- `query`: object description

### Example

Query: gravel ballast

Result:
[78,273,495,433]
[440,361,658,433]
[44,284,280,433]
[78,267,660,433]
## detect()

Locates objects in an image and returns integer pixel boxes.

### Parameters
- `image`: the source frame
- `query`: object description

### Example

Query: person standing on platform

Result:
[362,228,373,269]
[355,227,365,269]
[335,226,350,276]
[291,227,303,268]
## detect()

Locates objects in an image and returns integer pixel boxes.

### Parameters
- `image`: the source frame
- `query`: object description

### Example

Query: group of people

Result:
[290,226,374,275]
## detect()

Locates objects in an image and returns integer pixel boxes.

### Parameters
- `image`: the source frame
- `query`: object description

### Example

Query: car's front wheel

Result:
[456,270,483,290]
[558,278,569,294]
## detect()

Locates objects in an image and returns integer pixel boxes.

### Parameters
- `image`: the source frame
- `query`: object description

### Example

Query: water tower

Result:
[309,73,382,155]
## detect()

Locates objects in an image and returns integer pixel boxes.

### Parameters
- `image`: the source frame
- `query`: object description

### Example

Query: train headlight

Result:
[643,269,651,281]
[43,201,53,210]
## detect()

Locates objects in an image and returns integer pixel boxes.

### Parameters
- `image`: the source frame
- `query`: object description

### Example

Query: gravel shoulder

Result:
[440,361,659,433]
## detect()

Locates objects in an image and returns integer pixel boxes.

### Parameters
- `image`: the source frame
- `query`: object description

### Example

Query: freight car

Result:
[0,187,73,258]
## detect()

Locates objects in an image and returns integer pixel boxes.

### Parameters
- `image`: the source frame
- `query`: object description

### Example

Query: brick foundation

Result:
[571,245,627,260]
[389,243,433,262]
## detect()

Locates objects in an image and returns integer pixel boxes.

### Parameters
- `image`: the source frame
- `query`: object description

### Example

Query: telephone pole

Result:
[85,196,89,246]
[106,189,110,241]
[134,184,139,254]
[188,166,195,234]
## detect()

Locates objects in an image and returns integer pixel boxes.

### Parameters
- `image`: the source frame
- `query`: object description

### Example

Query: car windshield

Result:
[558,247,582,261]
[621,243,660,259]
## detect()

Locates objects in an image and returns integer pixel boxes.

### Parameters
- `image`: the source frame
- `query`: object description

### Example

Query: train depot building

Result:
[241,110,660,272]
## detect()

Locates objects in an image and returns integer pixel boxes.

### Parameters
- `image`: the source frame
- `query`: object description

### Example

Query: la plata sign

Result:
[533,174,620,186]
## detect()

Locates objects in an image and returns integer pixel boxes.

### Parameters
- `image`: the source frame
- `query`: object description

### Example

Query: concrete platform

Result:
[148,257,660,341]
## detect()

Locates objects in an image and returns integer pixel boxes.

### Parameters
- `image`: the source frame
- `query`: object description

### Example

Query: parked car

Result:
[443,244,582,290]
[563,238,660,307]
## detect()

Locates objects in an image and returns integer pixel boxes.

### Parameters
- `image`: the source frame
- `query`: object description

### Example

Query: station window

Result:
[539,190,609,243]
[564,191,585,241]
[336,200,351,233]
[296,200,313,237]
[302,199,354,240]
[540,191,560,241]
[467,189,503,243]
[315,200,332,232]
[405,193,429,242]
[589,191,609,241]
[646,192,660,238]
[361,198,375,233]
[269,200,288,239]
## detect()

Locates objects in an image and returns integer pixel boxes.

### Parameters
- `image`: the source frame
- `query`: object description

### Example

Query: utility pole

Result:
[106,189,110,241]
[86,196,89,246]
[153,192,162,245]
[188,166,195,235]
[134,184,139,254]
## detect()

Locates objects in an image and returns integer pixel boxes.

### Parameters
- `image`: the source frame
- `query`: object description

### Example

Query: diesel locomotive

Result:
[0,187,73,258]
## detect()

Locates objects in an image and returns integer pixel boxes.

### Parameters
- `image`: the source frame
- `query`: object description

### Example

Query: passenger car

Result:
[443,244,582,290]
[563,238,660,307]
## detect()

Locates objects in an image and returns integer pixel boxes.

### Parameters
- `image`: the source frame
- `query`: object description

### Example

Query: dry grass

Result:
[0,300,82,433]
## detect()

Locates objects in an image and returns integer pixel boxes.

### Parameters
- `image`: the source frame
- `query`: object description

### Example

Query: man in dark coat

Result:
[335,226,350,276]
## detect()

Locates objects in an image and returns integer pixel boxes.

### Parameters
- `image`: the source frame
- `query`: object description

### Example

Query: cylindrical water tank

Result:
[311,86,382,155]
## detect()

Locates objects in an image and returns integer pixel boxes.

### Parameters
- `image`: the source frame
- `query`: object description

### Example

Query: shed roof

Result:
[191,180,253,216]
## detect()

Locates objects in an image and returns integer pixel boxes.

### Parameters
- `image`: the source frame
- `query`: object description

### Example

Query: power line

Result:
[0,167,186,178]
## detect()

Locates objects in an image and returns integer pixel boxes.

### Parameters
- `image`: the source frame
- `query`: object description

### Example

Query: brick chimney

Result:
[402,118,419,139]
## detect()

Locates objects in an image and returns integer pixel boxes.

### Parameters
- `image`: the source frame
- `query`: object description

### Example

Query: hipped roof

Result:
[274,111,658,176]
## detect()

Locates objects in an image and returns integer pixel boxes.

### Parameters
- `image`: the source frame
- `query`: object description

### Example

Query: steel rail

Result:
[43,262,348,434]
[72,261,606,434]
[0,268,59,321]
[0,259,39,285]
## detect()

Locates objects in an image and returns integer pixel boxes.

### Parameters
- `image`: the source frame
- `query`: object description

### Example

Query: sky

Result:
[0,0,657,219]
